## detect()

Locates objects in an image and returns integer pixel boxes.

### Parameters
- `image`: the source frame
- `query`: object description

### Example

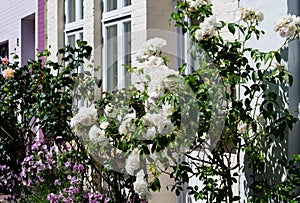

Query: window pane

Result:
[107,0,117,12]
[68,0,76,23]
[106,25,118,91]
[124,0,131,7]
[124,22,131,86]
[80,0,84,19]
[67,35,76,47]
[0,41,8,58]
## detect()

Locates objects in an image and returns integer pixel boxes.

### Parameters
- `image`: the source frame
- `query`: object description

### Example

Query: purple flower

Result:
[31,142,41,151]
[70,177,77,185]
[73,162,84,172]
[78,164,84,172]
[65,162,71,168]
[54,179,61,186]
[71,187,80,193]
[42,144,48,151]
[50,145,58,153]
[47,193,58,203]
[23,155,33,163]
[104,197,111,203]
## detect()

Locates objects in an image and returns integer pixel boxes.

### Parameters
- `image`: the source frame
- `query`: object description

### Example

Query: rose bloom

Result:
[1,57,9,65]
[2,68,15,80]
[186,0,211,9]
[125,151,140,176]
[195,15,221,41]
[88,125,108,146]
[237,7,264,22]
[274,15,300,39]
[144,37,167,53]
[133,170,152,200]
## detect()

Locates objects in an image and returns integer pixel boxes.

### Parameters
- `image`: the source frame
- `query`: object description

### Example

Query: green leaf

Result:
[150,177,161,192]
[274,51,281,63]
[228,23,236,35]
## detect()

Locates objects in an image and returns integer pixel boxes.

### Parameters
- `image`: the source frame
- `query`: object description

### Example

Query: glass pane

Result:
[124,22,131,86]
[124,0,131,7]
[67,35,76,47]
[106,25,118,91]
[80,0,84,19]
[68,0,76,23]
[0,41,8,58]
[107,0,117,12]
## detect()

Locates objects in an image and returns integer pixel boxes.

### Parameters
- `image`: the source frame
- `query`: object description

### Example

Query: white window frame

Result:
[103,0,132,20]
[102,19,131,91]
[102,0,132,92]
[65,31,83,46]
[65,0,84,31]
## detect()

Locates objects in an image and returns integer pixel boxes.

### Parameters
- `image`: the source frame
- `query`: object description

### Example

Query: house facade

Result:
[0,0,45,66]
[43,0,300,202]
[0,0,298,202]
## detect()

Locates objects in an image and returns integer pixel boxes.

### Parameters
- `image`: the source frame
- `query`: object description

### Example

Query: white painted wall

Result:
[46,0,65,63]
[0,0,36,60]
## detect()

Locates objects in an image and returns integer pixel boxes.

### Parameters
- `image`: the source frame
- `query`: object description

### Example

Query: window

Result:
[124,0,131,7]
[102,0,132,92]
[66,32,83,46]
[65,0,84,48]
[107,0,117,12]
[65,0,84,28]
[0,41,8,58]
[68,0,76,23]
[65,0,84,70]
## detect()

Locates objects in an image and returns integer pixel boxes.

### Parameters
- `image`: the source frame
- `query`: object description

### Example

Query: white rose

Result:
[144,56,164,68]
[145,126,156,139]
[144,37,167,53]
[88,125,108,146]
[237,121,247,134]
[118,117,136,136]
[125,152,140,176]
[237,7,264,22]
[157,117,174,135]
[274,15,298,39]
[72,113,92,127]
[135,52,149,63]
[161,103,174,117]
[133,170,152,200]
[187,0,210,8]
[100,121,109,129]
[195,16,221,41]
[78,106,97,123]
[147,85,164,101]
[142,113,159,127]
[255,10,264,22]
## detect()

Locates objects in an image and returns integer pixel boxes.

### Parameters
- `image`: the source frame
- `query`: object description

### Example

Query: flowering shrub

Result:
[1,1,300,203]
[0,41,108,201]
[68,2,300,201]
[169,2,298,202]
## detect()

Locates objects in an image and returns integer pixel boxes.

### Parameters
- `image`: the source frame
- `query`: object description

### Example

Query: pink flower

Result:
[2,67,15,80]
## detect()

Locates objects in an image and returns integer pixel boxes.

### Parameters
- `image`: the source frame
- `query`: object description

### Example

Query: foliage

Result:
[1,1,300,203]
[169,1,298,202]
